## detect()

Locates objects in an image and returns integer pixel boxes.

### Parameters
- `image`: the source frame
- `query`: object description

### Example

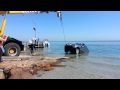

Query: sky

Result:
[0,11,120,42]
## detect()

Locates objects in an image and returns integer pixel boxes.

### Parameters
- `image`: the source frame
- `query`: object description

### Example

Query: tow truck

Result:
[0,11,62,56]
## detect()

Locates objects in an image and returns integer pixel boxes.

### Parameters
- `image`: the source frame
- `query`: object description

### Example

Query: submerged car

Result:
[64,43,89,54]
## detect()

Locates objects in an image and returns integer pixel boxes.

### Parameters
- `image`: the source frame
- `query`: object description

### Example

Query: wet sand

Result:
[33,62,104,79]
[33,55,120,79]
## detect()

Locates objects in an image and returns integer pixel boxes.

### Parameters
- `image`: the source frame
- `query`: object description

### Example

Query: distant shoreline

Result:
[22,40,120,43]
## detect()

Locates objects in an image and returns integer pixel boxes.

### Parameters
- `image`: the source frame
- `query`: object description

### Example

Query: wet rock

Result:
[9,71,33,79]
[5,65,16,70]
[36,67,42,71]
[11,68,22,74]
[0,55,70,79]
[50,62,58,67]
[43,67,54,71]
[32,53,43,56]
[43,65,54,71]
[29,68,38,75]
[22,67,30,72]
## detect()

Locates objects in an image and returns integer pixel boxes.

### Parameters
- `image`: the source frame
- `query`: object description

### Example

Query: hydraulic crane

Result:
[0,11,62,56]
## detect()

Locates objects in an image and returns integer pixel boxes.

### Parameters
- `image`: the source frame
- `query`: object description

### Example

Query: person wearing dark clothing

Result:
[29,45,34,54]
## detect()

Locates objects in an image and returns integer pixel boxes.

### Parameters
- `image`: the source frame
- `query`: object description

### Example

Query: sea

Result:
[31,41,120,79]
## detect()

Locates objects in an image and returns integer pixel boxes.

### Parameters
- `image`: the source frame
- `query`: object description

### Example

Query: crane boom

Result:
[0,11,62,16]
[8,11,49,14]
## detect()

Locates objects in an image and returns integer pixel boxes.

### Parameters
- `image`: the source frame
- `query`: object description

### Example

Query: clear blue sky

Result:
[0,11,120,41]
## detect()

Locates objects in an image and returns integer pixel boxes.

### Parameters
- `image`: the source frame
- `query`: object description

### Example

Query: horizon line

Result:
[22,40,120,42]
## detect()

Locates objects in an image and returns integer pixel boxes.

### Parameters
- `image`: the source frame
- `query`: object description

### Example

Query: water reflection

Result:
[64,53,89,61]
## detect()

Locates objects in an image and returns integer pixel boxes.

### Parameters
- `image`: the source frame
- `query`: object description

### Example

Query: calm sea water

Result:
[33,41,120,79]
[33,41,120,65]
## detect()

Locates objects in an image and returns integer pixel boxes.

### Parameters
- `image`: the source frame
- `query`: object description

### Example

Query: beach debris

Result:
[29,64,38,75]
[3,68,11,79]
[31,53,43,56]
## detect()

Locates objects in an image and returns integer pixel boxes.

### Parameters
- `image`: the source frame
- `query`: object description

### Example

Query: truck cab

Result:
[3,37,24,56]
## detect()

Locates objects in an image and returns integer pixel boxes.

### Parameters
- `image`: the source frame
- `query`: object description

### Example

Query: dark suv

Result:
[64,43,89,54]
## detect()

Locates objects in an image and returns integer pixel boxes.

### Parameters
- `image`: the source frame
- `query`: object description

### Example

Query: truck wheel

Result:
[4,43,21,56]
[76,48,80,54]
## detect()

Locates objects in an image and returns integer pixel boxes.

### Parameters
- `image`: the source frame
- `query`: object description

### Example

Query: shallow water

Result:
[33,41,120,79]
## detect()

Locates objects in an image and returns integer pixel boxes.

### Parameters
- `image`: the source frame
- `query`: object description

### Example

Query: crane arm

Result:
[0,11,62,36]
[0,17,6,36]
[0,11,62,17]
[8,11,62,19]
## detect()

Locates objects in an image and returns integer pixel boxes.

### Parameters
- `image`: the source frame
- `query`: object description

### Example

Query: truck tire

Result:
[4,43,21,56]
